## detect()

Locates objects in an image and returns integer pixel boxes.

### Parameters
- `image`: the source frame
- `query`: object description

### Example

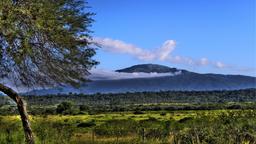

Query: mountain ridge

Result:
[25,64,256,95]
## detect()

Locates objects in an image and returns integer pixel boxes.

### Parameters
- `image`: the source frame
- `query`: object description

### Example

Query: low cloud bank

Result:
[89,69,181,81]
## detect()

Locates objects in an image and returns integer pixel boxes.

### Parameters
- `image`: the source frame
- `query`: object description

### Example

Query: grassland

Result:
[0,89,256,143]
[0,110,256,144]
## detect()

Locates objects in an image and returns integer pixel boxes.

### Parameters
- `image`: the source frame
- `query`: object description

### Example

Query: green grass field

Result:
[1,110,256,144]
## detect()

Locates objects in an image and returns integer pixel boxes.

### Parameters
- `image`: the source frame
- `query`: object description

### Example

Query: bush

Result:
[133,110,144,115]
[160,112,166,116]
[79,105,90,111]
[94,119,137,136]
[77,121,96,128]
[56,101,74,114]
[178,117,193,123]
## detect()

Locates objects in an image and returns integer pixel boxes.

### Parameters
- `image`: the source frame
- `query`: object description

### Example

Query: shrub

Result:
[178,117,193,123]
[79,105,90,111]
[133,110,144,115]
[94,119,137,136]
[160,112,167,116]
[77,121,96,128]
[56,101,74,114]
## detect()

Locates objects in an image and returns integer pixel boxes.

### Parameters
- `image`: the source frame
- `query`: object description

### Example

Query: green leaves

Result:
[0,0,98,87]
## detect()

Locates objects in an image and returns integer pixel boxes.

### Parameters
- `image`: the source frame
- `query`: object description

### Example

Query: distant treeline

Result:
[21,88,256,106]
[0,89,256,115]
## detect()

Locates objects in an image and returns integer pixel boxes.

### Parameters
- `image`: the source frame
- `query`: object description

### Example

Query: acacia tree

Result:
[0,0,98,143]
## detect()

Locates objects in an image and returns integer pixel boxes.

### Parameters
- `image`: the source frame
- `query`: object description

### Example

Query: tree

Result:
[56,101,74,114]
[0,0,98,143]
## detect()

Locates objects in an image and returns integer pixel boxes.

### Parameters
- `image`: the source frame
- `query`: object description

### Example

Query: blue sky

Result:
[87,0,255,76]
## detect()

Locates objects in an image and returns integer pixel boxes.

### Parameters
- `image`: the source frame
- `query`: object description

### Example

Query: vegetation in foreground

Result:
[0,110,256,144]
[0,89,256,143]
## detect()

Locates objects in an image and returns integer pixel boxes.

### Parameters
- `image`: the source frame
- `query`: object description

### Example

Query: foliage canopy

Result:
[0,0,98,87]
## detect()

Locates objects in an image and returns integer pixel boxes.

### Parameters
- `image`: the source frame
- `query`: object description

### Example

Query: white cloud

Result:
[93,38,142,55]
[215,61,226,68]
[199,58,209,66]
[93,37,234,70]
[93,37,176,61]
[158,40,176,61]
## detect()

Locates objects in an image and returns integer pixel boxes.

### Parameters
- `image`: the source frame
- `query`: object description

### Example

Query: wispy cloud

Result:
[93,37,253,72]
[93,37,176,61]
[214,61,226,68]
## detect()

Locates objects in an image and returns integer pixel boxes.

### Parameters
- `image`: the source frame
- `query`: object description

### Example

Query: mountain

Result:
[116,64,186,73]
[26,64,256,95]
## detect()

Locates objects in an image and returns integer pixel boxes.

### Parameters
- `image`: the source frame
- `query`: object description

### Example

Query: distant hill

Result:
[26,64,256,95]
[116,64,185,73]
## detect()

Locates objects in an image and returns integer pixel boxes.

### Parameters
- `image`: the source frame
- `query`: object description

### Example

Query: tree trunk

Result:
[0,83,35,144]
